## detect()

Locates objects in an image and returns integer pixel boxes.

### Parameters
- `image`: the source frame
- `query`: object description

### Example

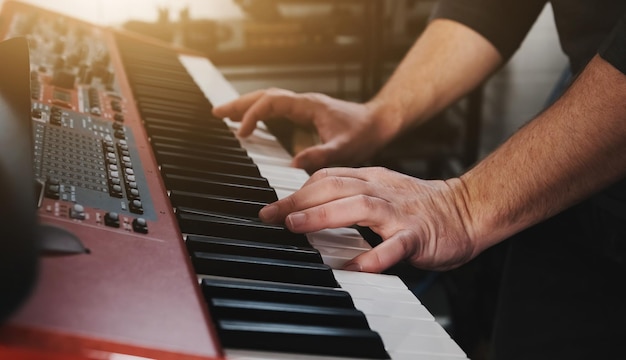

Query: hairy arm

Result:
[366,18,503,137]
[455,55,626,253]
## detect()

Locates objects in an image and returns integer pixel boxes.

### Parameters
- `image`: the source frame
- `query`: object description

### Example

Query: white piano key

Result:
[383,335,467,358]
[179,54,239,107]
[240,139,294,163]
[307,228,372,268]
[333,269,409,290]
[338,282,421,304]
[390,353,468,360]
[226,348,370,360]
[366,315,449,338]
[248,152,294,167]
[315,246,367,269]
[256,163,310,188]
[351,297,434,321]
[275,188,295,201]
[256,171,307,191]
[307,228,372,251]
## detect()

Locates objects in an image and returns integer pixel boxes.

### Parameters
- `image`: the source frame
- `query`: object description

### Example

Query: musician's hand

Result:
[258,167,481,272]
[212,88,400,173]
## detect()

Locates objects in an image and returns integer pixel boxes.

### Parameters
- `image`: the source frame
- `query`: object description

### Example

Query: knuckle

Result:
[329,176,345,190]
[314,206,329,222]
[357,194,377,211]
[285,194,299,211]
[371,166,389,176]
[310,168,329,182]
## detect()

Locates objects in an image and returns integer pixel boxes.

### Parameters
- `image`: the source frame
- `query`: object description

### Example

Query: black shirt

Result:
[431,0,626,75]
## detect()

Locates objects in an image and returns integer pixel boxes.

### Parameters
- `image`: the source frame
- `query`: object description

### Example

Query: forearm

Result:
[366,18,502,141]
[454,55,626,254]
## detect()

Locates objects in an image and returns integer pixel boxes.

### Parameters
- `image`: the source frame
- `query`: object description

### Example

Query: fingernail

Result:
[343,263,362,272]
[259,204,278,222]
[287,212,306,228]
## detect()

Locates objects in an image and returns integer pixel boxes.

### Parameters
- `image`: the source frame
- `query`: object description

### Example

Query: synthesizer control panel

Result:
[6,5,158,233]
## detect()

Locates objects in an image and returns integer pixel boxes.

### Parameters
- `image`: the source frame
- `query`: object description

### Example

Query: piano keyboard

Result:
[114,33,468,360]
[0,2,467,359]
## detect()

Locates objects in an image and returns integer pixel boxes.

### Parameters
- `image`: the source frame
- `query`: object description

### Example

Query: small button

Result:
[104,212,120,228]
[31,109,42,119]
[70,203,86,220]
[128,188,140,199]
[129,199,143,214]
[132,218,148,234]
[44,178,61,199]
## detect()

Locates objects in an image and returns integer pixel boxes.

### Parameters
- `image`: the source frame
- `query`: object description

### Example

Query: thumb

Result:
[291,143,336,173]
[343,230,418,273]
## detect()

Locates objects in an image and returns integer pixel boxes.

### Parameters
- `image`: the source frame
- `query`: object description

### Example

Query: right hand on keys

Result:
[212,88,401,173]
[257,166,481,272]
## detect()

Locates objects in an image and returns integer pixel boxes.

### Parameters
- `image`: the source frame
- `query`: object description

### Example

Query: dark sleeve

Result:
[599,13,626,75]
[430,0,547,61]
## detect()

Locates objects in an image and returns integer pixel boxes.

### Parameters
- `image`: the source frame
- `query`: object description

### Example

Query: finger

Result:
[344,230,419,273]
[259,175,372,223]
[291,144,335,173]
[239,91,317,137]
[212,90,266,122]
[304,166,379,186]
[283,194,392,233]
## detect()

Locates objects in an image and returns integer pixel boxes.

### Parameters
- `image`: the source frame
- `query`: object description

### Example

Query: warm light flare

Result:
[0,0,244,25]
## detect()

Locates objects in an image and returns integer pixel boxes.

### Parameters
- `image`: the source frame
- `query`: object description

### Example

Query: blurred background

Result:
[0,0,567,174]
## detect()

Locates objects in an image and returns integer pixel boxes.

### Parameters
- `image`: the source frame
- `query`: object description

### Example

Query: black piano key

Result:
[164,174,277,203]
[161,164,267,187]
[201,277,355,308]
[170,191,266,218]
[145,124,240,147]
[186,234,322,263]
[141,109,227,128]
[156,151,261,178]
[127,62,192,78]
[191,252,339,288]
[133,85,207,104]
[142,116,231,134]
[216,320,389,359]
[155,144,254,164]
[138,99,209,116]
[208,298,370,329]
[131,74,200,93]
[123,55,182,68]
[151,135,247,157]
[176,207,310,247]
